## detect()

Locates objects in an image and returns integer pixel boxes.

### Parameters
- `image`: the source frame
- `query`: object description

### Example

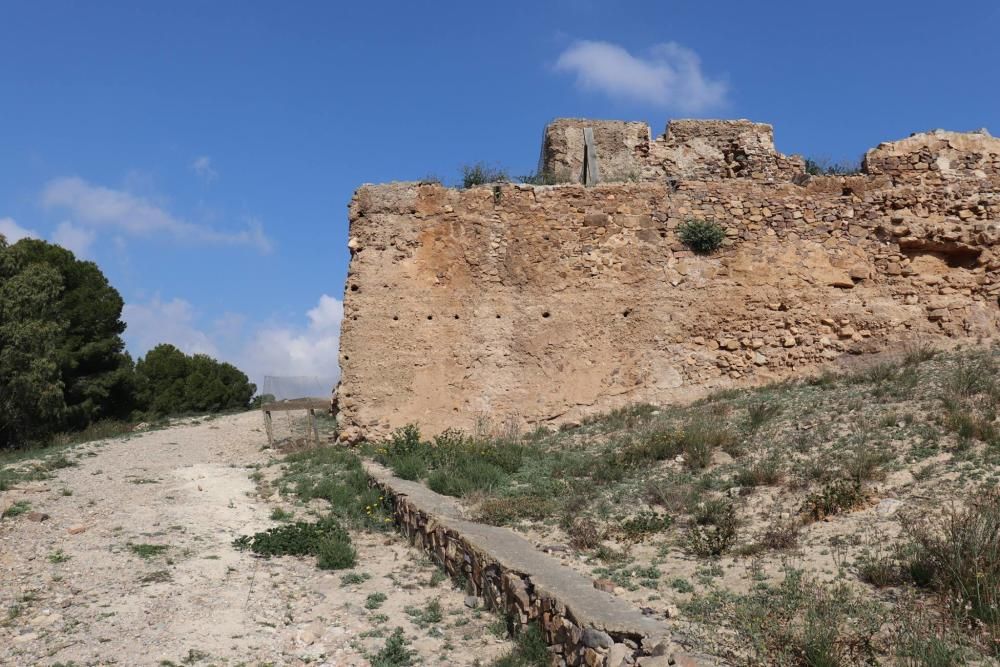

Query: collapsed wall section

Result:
[335,167,1000,442]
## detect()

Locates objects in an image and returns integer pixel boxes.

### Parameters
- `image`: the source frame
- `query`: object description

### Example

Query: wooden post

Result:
[264,410,274,448]
[308,408,319,444]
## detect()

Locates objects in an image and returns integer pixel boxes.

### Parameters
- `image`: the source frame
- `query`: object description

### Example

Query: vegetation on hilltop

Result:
[0,236,256,450]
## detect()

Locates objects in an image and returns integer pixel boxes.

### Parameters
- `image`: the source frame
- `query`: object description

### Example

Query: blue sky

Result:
[2,0,997,390]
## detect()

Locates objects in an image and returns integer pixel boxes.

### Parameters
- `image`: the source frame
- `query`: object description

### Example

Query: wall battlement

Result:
[334,119,1000,442]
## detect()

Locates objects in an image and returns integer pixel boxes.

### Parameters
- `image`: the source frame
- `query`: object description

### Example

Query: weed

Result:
[269,507,293,521]
[491,623,550,666]
[365,592,388,610]
[140,570,173,584]
[733,457,783,487]
[670,578,695,593]
[48,549,71,563]
[745,400,781,433]
[1,500,30,518]
[404,599,443,628]
[340,571,370,586]
[129,543,169,559]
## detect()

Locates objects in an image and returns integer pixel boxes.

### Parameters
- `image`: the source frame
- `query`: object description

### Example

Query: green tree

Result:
[4,239,136,429]
[135,344,256,416]
[0,241,67,447]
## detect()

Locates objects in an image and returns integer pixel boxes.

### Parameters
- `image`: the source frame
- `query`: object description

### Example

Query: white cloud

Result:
[244,294,343,386]
[191,156,218,183]
[52,221,97,258]
[123,296,220,358]
[0,217,40,243]
[123,293,343,396]
[41,177,271,253]
[554,40,727,112]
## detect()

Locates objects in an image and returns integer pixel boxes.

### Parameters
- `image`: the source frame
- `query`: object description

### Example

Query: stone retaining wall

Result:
[364,462,708,666]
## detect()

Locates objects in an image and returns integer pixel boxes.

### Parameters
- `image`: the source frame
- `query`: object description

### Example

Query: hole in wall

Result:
[427,315,433,320]
[542,311,551,318]
[392,315,399,321]
[622,308,632,318]
[496,314,501,319]
[350,284,359,292]
[453,314,460,319]
[901,246,981,269]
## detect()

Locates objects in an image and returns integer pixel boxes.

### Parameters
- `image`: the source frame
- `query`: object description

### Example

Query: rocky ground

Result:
[0,412,512,667]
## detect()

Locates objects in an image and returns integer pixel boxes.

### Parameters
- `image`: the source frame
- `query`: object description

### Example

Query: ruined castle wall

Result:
[541,118,804,185]
[864,129,1000,184]
[336,173,1000,442]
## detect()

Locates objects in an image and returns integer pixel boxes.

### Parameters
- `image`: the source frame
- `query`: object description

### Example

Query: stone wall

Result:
[365,462,698,667]
[334,121,1000,442]
[541,118,804,184]
[864,128,1000,184]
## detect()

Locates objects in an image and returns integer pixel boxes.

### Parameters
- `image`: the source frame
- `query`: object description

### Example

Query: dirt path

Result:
[0,413,510,666]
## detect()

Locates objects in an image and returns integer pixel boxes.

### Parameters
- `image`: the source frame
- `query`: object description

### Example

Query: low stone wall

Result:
[364,462,712,666]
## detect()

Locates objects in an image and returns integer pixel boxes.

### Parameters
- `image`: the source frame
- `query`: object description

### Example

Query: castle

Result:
[334,118,1000,442]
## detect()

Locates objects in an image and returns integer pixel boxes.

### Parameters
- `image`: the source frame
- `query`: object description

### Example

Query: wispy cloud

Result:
[41,177,271,253]
[554,40,727,113]
[191,155,218,183]
[0,217,40,243]
[52,221,97,258]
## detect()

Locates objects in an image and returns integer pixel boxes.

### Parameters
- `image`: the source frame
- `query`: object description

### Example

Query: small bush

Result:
[569,517,604,551]
[677,219,726,254]
[371,627,414,667]
[461,163,509,188]
[233,516,355,570]
[616,511,672,544]
[427,458,506,497]
[475,494,558,525]
[491,623,550,667]
[906,490,1000,631]
[757,518,801,551]
[316,532,356,570]
[365,592,388,610]
[678,414,735,469]
[802,480,867,522]
[686,499,739,557]
[734,457,784,487]
[746,400,782,433]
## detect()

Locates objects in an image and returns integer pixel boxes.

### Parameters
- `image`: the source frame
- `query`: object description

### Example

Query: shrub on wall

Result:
[460,162,509,188]
[677,219,727,254]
